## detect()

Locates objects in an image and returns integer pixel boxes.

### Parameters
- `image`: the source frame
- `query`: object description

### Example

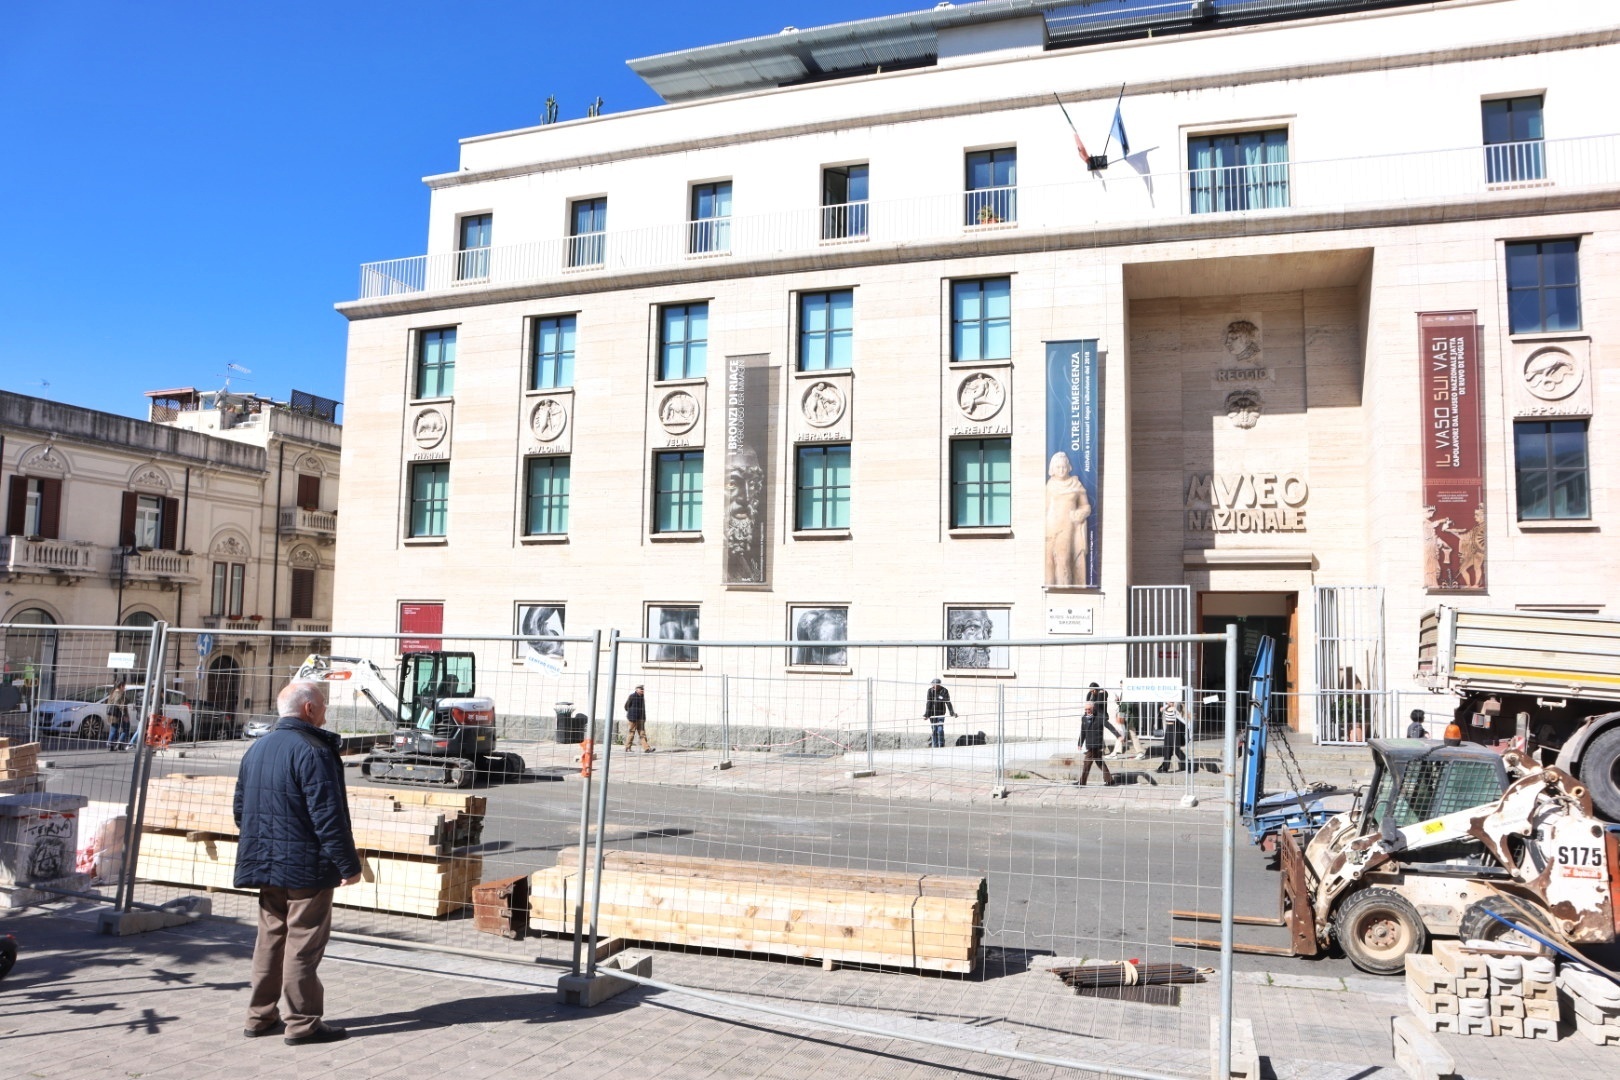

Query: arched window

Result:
[3,608,57,706]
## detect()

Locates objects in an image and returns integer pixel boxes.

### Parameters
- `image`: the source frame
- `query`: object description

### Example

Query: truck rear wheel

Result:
[1580,726,1620,822]
[1334,887,1429,976]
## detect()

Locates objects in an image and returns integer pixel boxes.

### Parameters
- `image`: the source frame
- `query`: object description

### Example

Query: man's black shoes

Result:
[284,1023,349,1046]
[243,1020,285,1038]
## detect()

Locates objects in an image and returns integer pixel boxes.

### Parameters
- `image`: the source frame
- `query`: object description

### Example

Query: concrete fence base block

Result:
[1392,1014,1458,1080]
[1209,1016,1260,1080]
[98,895,212,936]
[846,769,876,779]
[713,761,733,771]
[558,950,652,1008]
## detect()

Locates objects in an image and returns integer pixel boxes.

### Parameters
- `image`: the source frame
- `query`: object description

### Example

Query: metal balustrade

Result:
[355,134,1616,299]
[0,536,99,575]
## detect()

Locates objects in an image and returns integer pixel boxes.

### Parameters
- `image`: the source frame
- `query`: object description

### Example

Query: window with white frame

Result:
[1483,96,1544,184]
[689,181,731,254]
[965,148,1017,225]
[1188,129,1289,213]
[456,213,491,281]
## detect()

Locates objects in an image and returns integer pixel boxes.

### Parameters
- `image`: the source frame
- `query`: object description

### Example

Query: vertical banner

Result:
[1418,312,1486,591]
[1044,340,1103,588]
[723,353,771,584]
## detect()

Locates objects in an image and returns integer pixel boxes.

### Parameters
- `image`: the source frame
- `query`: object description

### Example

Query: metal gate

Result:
[1312,585,1388,743]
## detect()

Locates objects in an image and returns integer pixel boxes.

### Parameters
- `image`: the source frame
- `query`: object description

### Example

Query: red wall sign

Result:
[1418,312,1486,592]
[398,602,443,654]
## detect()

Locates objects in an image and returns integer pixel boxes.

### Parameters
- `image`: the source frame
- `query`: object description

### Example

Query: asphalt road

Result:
[32,733,1359,979]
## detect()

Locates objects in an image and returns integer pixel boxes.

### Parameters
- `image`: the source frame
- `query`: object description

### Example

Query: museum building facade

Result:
[332,0,1617,737]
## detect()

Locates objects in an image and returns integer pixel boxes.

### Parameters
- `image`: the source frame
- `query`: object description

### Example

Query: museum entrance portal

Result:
[1198,592,1299,732]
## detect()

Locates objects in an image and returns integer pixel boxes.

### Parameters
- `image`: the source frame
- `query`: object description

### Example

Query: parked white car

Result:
[36,686,194,742]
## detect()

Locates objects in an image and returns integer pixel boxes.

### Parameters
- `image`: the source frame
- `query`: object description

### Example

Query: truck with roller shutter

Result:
[1418,605,1620,821]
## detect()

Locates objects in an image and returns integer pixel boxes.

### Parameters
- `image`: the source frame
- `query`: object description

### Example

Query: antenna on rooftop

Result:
[218,362,254,392]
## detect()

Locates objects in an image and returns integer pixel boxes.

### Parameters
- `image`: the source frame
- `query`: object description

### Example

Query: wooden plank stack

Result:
[0,739,44,795]
[1406,941,1560,1039]
[134,774,484,917]
[1559,963,1620,1046]
[530,848,985,973]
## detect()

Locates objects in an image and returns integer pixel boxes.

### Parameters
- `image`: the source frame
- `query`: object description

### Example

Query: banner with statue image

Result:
[1418,312,1485,592]
[1044,340,1102,588]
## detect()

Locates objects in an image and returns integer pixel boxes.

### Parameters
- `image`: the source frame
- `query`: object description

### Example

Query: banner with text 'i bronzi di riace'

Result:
[1418,311,1485,592]
[1044,340,1102,589]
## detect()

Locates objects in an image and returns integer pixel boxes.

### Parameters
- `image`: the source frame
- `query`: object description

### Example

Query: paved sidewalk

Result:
[5,902,1614,1080]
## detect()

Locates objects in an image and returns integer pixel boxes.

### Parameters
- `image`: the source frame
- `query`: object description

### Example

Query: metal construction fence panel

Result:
[8,621,1247,1080]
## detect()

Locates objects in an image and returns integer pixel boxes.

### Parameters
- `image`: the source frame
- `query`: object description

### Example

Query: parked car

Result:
[242,718,274,739]
[36,686,194,742]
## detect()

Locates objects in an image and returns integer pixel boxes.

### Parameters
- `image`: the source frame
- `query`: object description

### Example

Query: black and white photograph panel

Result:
[789,605,849,667]
[944,606,1011,671]
[646,604,700,663]
[515,603,566,662]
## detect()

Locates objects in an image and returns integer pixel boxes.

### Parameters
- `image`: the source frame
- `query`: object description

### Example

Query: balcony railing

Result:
[356,134,1619,300]
[0,537,98,575]
[274,620,331,634]
[280,506,337,535]
[115,549,196,583]
[567,231,606,268]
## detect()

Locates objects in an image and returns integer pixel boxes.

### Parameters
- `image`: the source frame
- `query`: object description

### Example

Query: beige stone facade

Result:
[333,0,1617,737]
[1,390,340,711]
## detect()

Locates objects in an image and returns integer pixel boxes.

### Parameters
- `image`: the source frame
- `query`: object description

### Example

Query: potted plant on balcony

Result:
[246,614,264,623]
[976,204,1003,225]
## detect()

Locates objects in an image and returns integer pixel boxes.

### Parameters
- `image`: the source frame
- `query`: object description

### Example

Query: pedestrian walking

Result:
[1155,702,1189,773]
[1077,682,1120,786]
[924,678,956,748]
[105,682,130,751]
[1406,708,1427,739]
[623,684,653,752]
[233,680,362,1046]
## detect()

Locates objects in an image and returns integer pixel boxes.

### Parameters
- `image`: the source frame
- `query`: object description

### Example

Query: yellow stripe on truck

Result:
[1454,663,1620,689]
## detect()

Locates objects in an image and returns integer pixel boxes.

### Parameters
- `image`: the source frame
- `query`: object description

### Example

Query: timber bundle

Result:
[1052,961,1207,989]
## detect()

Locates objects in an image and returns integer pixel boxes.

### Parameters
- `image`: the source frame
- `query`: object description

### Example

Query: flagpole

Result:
[1053,93,1093,171]
[1099,83,1126,159]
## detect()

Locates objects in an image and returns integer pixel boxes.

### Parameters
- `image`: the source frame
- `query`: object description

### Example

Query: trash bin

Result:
[554,702,585,743]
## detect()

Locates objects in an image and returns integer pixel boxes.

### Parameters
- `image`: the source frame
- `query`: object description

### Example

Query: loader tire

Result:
[1457,894,1554,953]
[1334,887,1428,976]
[1579,726,1620,823]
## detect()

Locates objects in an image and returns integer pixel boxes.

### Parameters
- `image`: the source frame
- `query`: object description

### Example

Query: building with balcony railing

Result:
[1,387,342,714]
[333,0,1618,740]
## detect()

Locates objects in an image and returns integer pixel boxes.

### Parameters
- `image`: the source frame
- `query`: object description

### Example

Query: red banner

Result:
[1418,312,1485,592]
[398,602,443,655]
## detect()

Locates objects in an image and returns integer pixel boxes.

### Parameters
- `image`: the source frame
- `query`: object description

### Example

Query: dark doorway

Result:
[204,655,242,737]
[1198,592,1297,732]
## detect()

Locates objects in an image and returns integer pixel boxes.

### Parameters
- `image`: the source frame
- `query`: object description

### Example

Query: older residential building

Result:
[332,0,1615,739]
[1,388,340,714]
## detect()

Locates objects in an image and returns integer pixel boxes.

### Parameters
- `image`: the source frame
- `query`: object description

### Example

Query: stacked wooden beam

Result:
[531,848,985,973]
[1406,941,1560,1039]
[1559,962,1620,1046]
[134,774,483,917]
[0,739,43,795]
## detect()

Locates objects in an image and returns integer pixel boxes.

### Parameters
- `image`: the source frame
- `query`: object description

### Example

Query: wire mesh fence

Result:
[7,619,1250,1079]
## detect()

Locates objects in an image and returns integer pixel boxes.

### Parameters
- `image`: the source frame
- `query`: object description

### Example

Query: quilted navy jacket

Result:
[232,717,362,890]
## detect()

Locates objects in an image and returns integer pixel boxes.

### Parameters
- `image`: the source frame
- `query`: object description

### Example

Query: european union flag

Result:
[1109,104,1130,159]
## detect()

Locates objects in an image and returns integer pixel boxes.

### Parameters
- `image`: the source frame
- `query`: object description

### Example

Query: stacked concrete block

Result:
[1558,963,1620,1047]
[1406,942,1560,1040]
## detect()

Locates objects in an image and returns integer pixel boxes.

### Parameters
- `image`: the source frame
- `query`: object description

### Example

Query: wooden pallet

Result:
[534,849,984,973]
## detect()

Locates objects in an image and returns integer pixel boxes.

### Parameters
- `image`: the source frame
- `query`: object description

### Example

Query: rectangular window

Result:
[290,567,315,620]
[798,291,853,371]
[822,164,868,239]
[229,563,246,617]
[6,476,61,537]
[1188,129,1290,213]
[1483,96,1544,184]
[659,303,708,380]
[296,473,321,511]
[646,604,700,663]
[456,213,492,281]
[1506,239,1581,333]
[210,562,228,617]
[408,462,449,538]
[415,328,456,398]
[789,605,848,667]
[951,278,1011,362]
[965,148,1017,225]
[951,438,1012,527]
[524,456,571,535]
[211,562,245,617]
[1515,419,1589,521]
[134,495,163,549]
[689,181,731,254]
[568,197,606,268]
[796,444,851,530]
[119,492,176,549]
[531,315,576,389]
[653,450,703,533]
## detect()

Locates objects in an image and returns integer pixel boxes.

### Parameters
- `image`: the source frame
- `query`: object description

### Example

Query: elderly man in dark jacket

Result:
[234,680,362,1046]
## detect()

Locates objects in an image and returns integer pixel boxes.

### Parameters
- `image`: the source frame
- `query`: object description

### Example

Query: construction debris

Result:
[0,739,44,796]
[1051,960,1207,989]
[1405,942,1560,1039]
[1559,963,1620,1047]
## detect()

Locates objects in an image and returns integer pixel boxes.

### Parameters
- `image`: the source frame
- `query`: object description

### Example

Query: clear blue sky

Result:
[0,0,916,420]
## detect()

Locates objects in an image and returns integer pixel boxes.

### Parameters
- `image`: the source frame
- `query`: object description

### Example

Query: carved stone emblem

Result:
[658,391,700,435]
[1225,389,1263,430]
[131,465,169,490]
[212,535,249,557]
[18,444,68,475]
[956,372,1005,422]
[529,398,568,442]
[412,408,448,449]
[1523,346,1582,401]
[288,546,320,569]
[1223,319,1261,364]
[802,381,846,428]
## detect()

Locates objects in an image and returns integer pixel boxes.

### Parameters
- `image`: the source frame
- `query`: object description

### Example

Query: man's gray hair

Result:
[277,680,325,717]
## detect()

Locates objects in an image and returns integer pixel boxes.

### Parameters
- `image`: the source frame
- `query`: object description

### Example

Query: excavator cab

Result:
[398,652,477,730]
[1356,740,1509,850]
